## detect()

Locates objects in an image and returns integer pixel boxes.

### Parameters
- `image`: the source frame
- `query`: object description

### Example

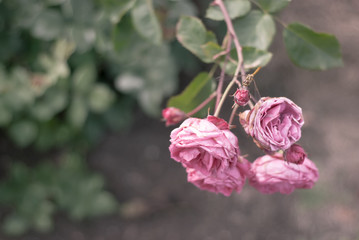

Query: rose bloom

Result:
[162,107,186,126]
[169,117,240,176]
[249,153,318,194]
[240,97,304,152]
[187,159,251,196]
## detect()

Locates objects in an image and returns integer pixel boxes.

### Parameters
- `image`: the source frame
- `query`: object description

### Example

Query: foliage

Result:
[0,0,198,235]
[0,152,118,236]
[167,0,342,114]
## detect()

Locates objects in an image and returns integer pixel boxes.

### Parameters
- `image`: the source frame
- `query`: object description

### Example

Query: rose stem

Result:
[229,104,239,126]
[186,92,217,117]
[213,0,246,84]
[215,32,232,110]
[213,0,247,117]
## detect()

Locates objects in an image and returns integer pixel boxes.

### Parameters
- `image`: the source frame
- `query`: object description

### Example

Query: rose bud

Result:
[239,97,304,152]
[249,153,318,194]
[284,144,307,164]
[169,117,240,176]
[233,88,250,106]
[162,107,186,126]
[186,159,251,196]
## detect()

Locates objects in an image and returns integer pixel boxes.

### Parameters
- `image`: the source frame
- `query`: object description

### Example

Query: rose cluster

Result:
[164,97,319,196]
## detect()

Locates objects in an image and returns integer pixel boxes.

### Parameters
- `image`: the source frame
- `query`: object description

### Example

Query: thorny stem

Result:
[186,92,217,117]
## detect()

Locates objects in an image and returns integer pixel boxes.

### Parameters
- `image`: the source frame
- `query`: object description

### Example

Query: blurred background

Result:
[0,0,358,239]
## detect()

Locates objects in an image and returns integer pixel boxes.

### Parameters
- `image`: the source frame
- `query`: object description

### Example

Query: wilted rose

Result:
[187,159,251,196]
[284,144,307,164]
[169,117,240,176]
[162,107,186,126]
[240,97,304,152]
[249,153,318,194]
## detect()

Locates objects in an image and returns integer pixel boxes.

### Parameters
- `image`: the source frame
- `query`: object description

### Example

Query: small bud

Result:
[284,144,307,164]
[233,88,250,106]
[162,107,186,126]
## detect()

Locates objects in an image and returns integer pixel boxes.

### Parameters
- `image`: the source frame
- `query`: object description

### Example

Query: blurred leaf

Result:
[88,83,115,113]
[2,214,29,236]
[283,23,343,70]
[73,63,96,93]
[176,16,218,63]
[131,0,162,45]
[115,42,177,116]
[0,102,12,126]
[115,73,145,93]
[32,201,54,232]
[167,72,214,117]
[254,0,291,13]
[233,10,275,50]
[69,26,96,53]
[166,0,197,27]
[8,120,38,147]
[67,96,88,128]
[31,10,64,41]
[30,84,68,121]
[206,0,251,21]
[99,0,136,23]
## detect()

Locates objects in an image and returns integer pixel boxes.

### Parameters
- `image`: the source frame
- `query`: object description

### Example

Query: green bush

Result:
[0,0,198,235]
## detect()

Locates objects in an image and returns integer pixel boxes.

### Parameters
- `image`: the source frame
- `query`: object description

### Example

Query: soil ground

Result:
[3,0,359,239]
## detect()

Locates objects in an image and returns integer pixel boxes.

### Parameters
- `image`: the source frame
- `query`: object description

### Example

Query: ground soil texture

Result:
[2,0,359,239]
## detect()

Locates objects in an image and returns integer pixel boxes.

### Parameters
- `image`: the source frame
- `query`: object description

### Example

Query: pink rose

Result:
[162,107,186,126]
[169,117,240,176]
[233,88,250,106]
[187,159,251,196]
[249,153,319,194]
[284,144,307,164]
[240,97,304,152]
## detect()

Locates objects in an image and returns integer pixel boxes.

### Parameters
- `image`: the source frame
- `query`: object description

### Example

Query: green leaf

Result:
[283,23,343,70]
[201,42,224,61]
[233,10,275,50]
[8,121,38,147]
[254,0,291,13]
[2,214,29,236]
[131,0,162,45]
[100,0,136,23]
[73,63,96,93]
[224,47,272,74]
[167,72,214,117]
[115,42,177,117]
[206,0,251,21]
[176,16,218,63]
[67,96,88,128]
[243,47,272,69]
[88,84,115,113]
[31,10,64,41]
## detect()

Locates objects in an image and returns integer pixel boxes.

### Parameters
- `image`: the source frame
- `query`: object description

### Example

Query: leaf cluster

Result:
[0,0,198,235]
[168,0,343,114]
[0,152,118,236]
